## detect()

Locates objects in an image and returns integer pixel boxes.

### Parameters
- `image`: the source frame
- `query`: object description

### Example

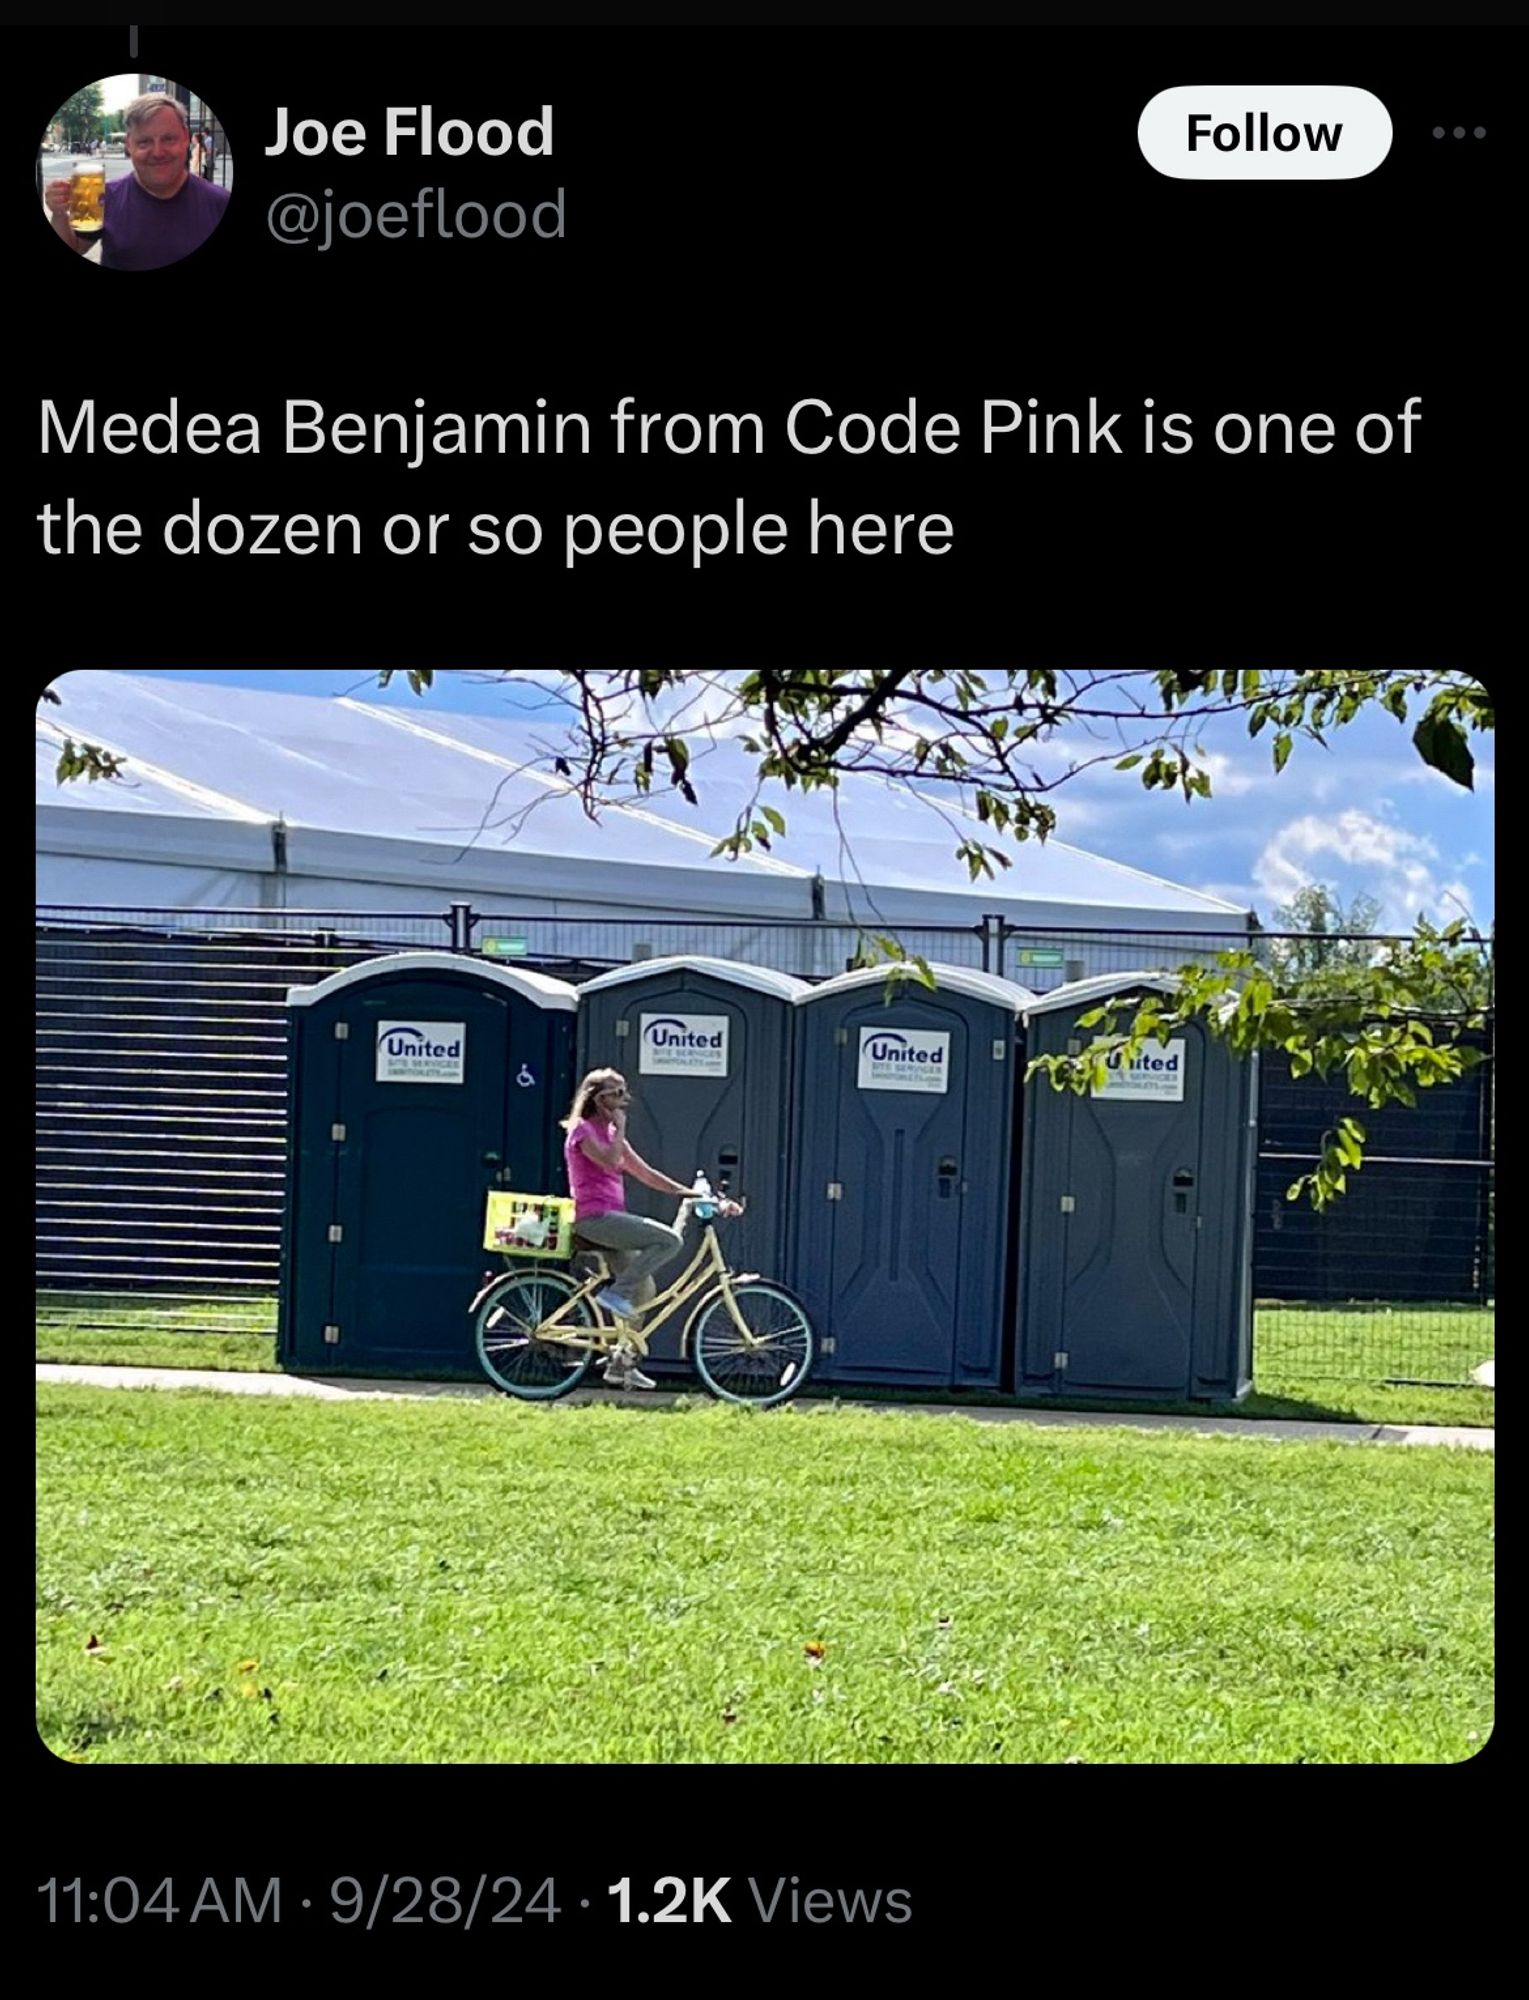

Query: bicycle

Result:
[469,1196,815,1407]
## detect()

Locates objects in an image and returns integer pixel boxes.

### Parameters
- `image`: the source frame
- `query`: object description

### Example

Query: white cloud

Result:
[1194,748,1258,798]
[1252,809,1474,929]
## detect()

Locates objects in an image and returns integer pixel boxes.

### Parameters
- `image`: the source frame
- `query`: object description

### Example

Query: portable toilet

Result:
[280,952,578,1377]
[790,963,1038,1387]
[577,955,808,1365]
[1014,973,1257,1401]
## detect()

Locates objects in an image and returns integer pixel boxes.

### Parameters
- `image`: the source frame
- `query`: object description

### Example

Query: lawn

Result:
[1254,1302,1495,1389]
[35,1296,1497,1429]
[37,1384,1494,1764]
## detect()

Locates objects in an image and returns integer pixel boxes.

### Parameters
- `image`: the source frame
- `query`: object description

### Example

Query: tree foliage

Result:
[391,669,1488,884]
[1260,886,1491,1017]
[39,688,124,781]
[1268,882,1383,982]
[1027,917,1490,1208]
[52,86,104,147]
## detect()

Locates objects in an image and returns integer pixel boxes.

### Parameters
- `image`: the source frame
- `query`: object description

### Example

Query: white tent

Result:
[37,673,1252,973]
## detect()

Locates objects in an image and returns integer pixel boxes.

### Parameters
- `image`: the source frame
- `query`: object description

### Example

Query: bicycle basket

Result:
[483,1190,575,1259]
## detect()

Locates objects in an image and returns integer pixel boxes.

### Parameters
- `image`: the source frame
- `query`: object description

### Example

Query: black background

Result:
[22,14,1506,1950]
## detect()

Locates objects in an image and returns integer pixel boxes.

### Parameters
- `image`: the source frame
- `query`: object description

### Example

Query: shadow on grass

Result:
[791,1382,1370,1423]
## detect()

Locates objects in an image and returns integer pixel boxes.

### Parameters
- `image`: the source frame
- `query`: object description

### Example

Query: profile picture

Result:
[39,75,231,271]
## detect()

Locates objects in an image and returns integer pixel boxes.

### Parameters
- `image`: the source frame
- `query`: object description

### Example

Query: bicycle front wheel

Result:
[475,1268,597,1400]
[692,1282,814,1407]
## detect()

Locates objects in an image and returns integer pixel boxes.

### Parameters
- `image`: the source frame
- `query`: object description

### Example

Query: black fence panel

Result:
[1255,1028,1492,1308]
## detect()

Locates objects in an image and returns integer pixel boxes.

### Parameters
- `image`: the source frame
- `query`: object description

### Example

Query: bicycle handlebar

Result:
[681,1194,747,1222]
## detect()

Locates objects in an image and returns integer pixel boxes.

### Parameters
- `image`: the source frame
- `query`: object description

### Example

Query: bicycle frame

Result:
[520,1222,765,1360]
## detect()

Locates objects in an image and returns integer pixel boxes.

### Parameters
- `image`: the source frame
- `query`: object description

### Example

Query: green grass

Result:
[37,1384,1493,1764]
[36,1293,277,1375]
[36,1326,281,1373]
[1254,1302,1494,1388]
[820,1376,1495,1429]
[35,1300,1496,1429]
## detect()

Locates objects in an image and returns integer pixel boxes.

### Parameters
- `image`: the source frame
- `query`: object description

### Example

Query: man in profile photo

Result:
[44,91,228,270]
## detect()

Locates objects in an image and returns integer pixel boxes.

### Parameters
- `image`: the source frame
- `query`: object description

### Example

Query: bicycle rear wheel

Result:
[692,1282,814,1407]
[475,1268,597,1400]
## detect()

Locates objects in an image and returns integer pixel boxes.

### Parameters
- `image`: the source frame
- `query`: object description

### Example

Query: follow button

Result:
[1139,86,1393,180]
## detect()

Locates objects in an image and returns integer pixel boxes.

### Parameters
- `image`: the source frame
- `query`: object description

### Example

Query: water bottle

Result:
[691,1169,717,1221]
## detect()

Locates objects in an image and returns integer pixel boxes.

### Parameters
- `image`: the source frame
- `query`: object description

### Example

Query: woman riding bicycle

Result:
[562,1067,740,1390]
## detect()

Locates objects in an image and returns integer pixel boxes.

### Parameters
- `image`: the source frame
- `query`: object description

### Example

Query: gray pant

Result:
[575,1210,685,1310]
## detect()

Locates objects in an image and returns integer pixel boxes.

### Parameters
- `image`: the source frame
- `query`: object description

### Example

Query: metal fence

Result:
[36,914,391,1319]
[1253,1028,1493,1387]
[35,903,1494,1392]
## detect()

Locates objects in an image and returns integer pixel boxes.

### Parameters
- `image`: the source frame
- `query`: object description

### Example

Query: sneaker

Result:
[595,1286,640,1321]
[603,1356,657,1391]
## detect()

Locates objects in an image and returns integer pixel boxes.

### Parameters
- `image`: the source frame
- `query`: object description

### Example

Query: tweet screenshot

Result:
[27,6,1504,1949]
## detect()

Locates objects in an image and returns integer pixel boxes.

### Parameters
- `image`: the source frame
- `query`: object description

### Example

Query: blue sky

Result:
[129,669,1495,932]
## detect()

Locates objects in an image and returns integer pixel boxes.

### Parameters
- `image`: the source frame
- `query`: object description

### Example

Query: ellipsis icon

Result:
[1139,86,1393,180]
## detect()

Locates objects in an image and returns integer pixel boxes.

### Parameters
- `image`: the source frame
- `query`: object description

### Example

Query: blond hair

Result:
[561,1068,625,1131]
[124,92,190,136]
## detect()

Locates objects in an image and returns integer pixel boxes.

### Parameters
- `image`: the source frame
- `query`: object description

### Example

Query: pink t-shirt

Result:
[564,1119,626,1219]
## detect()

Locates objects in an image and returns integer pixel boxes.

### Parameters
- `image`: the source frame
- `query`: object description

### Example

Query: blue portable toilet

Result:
[280,952,578,1377]
[790,964,1038,1388]
[1014,973,1257,1401]
[577,955,808,1366]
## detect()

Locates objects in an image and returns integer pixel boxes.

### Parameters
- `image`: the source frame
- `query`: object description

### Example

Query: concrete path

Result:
[35,1364,1494,1451]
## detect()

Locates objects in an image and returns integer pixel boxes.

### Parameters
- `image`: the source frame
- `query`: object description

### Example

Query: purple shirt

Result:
[100,172,230,272]
[564,1119,627,1220]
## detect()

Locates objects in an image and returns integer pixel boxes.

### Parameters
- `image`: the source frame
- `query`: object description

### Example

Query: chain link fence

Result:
[35,904,1494,1391]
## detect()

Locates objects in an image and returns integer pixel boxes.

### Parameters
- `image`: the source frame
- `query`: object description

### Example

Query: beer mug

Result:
[68,159,105,235]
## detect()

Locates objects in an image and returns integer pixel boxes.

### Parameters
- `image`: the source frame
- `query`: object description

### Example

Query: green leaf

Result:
[1114,754,1144,771]
[1273,733,1293,774]
[761,805,787,834]
[1412,712,1475,790]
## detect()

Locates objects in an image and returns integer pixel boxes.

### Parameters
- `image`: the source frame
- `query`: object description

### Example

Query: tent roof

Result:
[38,674,1253,930]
